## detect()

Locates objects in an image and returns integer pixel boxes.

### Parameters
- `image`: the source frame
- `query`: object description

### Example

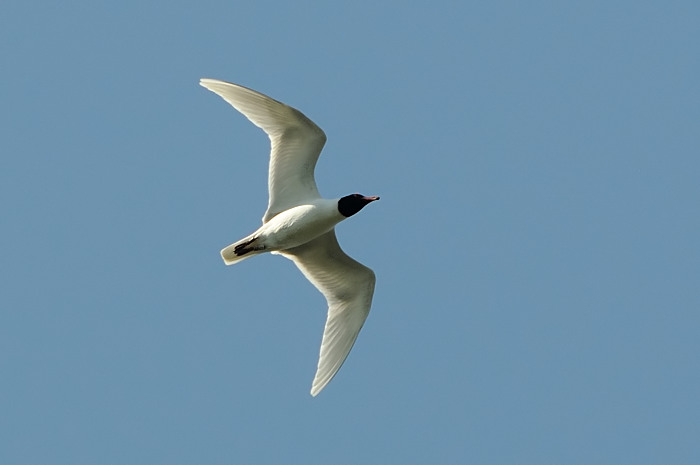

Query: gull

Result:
[200,79,379,396]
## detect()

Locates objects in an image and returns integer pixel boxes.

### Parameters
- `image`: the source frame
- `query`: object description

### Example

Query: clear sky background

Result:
[2,1,699,464]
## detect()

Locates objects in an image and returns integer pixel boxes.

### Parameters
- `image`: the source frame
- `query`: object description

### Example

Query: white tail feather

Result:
[220,234,265,265]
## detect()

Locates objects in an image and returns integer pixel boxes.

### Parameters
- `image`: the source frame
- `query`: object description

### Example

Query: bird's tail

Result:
[220,234,266,265]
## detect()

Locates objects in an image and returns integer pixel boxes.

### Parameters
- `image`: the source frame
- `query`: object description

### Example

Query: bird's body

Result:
[220,199,344,265]
[200,78,379,396]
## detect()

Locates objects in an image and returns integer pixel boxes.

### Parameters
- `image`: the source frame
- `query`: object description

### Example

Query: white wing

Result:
[200,79,327,222]
[279,230,376,396]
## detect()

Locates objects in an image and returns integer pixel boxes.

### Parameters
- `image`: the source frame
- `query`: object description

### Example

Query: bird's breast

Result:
[260,202,342,250]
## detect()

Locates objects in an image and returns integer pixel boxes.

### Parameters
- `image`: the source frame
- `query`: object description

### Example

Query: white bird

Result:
[200,79,379,396]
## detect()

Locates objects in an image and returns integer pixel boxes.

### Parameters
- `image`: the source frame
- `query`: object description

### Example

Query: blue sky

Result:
[2,1,699,463]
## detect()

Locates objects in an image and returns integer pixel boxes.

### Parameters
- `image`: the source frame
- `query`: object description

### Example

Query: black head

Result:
[338,193,380,218]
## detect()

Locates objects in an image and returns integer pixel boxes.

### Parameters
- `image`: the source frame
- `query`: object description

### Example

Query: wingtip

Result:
[199,77,218,89]
[310,375,332,397]
[309,383,324,397]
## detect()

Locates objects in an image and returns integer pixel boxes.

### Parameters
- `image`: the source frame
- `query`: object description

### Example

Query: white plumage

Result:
[200,79,379,396]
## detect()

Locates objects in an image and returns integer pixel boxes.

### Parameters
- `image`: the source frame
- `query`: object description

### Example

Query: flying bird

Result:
[200,79,379,396]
